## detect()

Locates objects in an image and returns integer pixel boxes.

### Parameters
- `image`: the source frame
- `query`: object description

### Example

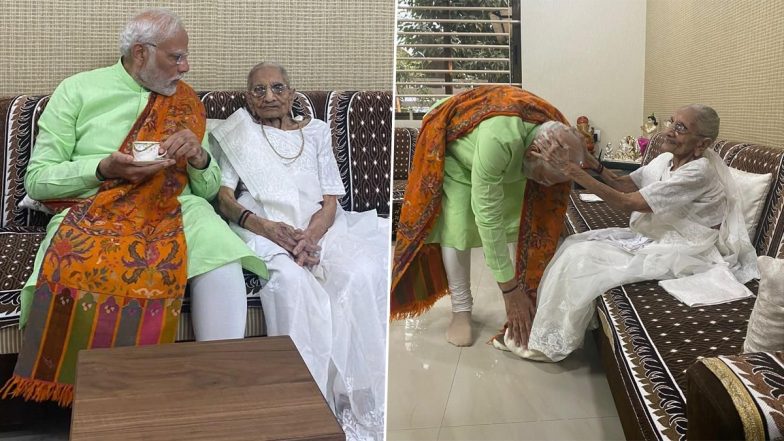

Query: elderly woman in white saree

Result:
[496,104,758,362]
[210,63,388,440]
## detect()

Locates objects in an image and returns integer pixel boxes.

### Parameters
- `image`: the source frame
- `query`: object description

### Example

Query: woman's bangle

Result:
[238,209,252,228]
[593,162,605,174]
[501,283,519,295]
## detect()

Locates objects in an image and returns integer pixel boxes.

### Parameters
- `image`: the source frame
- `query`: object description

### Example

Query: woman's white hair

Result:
[119,9,183,57]
[246,62,291,89]
[683,104,720,141]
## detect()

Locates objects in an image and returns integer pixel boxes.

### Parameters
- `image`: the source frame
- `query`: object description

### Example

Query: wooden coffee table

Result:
[70,336,344,440]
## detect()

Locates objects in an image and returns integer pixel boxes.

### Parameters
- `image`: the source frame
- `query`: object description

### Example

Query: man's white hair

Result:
[536,120,568,141]
[119,8,183,57]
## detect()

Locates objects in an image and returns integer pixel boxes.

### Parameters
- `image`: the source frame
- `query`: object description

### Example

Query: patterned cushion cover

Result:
[687,351,784,440]
[0,228,44,329]
[335,91,392,214]
[391,127,418,238]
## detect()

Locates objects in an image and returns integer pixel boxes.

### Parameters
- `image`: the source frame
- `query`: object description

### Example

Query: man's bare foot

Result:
[446,311,473,346]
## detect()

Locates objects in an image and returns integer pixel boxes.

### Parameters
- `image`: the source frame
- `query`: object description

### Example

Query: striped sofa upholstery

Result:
[0,90,392,353]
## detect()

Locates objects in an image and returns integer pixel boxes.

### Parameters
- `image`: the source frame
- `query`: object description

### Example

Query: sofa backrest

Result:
[394,127,418,181]
[643,132,784,258]
[0,90,392,227]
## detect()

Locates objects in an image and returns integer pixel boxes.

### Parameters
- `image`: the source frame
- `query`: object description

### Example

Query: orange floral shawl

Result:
[391,85,570,319]
[1,82,205,406]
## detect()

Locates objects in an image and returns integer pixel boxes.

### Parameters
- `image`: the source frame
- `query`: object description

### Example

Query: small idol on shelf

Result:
[576,115,595,154]
[641,113,659,137]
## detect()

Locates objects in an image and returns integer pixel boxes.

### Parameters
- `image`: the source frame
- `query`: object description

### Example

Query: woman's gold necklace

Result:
[259,120,305,163]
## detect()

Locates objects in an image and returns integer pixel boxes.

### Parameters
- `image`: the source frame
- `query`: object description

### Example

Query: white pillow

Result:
[729,167,772,238]
[19,194,54,214]
[743,256,784,353]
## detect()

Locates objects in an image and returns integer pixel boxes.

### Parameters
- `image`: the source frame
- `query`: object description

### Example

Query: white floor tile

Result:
[386,427,440,441]
[437,417,625,441]
[442,306,616,425]
[388,249,620,437]
[386,299,461,430]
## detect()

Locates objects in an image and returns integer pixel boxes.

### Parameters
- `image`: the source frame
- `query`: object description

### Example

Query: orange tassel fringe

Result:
[389,286,449,321]
[0,375,73,407]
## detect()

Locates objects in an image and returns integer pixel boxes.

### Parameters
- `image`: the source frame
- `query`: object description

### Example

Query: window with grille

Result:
[395,0,521,117]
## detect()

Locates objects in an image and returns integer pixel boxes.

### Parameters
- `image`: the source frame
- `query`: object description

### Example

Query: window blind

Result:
[396,0,521,115]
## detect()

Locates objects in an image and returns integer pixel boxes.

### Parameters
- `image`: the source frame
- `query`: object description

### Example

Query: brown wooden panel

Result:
[71,336,344,441]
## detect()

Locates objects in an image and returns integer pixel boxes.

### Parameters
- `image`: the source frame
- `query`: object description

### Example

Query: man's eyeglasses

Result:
[249,83,289,98]
[144,43,189,65]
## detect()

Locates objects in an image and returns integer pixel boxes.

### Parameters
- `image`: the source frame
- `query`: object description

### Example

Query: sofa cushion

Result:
[564,190,629,235]
[329,91,392,216]
[729,167,772,237]
[0,96,52,228]
[688,351,784,440]
[393,127,418,181]
[599,280,755,439]
[0,227,45,329]
[199,91,315,121]
[391,126,418,238]
[744,256,784,353]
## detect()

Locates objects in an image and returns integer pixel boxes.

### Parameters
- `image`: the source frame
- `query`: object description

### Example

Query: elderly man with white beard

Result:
[2,8,266,406]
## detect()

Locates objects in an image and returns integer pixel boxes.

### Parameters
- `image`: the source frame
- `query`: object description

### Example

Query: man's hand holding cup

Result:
[97,141,175,184]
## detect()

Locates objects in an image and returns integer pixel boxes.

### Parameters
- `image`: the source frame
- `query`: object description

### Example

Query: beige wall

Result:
[644,0,784,147]
[521,0,647,155]
[0,0,394,96]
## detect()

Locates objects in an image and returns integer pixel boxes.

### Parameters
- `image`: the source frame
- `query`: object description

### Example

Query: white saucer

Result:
[132,159,167,166]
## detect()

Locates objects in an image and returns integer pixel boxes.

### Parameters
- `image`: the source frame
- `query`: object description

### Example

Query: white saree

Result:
[505,151,759,362]
[211,109,389,440]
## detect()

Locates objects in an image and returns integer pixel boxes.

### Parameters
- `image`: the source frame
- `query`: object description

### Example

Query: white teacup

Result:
[132,141,165,162]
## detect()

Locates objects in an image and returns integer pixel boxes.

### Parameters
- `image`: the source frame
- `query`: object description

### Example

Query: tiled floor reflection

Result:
[387,249,625,441]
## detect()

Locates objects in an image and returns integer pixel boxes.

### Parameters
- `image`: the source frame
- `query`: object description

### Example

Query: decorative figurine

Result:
[641,113,658,137]
[576,115,595,154]
[601,142,614,161]
[603,136,642,162]
[635,113,658,159]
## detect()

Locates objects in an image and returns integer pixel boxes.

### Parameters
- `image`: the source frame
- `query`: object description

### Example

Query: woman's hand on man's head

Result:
[526,124,587,183]
[529,139,572,174]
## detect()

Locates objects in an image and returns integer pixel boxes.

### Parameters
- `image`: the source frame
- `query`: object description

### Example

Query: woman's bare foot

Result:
[446,311,473,346]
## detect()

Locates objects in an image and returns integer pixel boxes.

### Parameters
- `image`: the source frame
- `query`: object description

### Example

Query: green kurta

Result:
[20,60,268,327]
[427,115,540,283]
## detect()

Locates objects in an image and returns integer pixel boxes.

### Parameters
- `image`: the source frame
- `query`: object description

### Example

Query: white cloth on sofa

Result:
[507,151,759,362]
[658,265,753,307]
[578,193,604,203]
[211,109,388,441]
